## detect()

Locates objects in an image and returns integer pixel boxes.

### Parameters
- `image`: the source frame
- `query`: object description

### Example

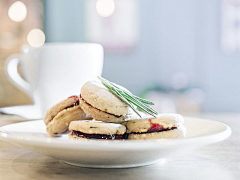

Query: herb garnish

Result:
[97,76,158,118]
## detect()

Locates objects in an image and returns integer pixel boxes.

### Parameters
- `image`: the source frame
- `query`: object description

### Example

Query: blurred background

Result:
[1,0,240,115]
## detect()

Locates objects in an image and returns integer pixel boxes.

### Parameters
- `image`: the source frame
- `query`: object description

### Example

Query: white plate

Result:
[0,117,231,168]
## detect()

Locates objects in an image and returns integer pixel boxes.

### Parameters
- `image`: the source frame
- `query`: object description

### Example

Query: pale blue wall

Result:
[194,0,240,112]
[44,0,84,42]
[44,0,240,112]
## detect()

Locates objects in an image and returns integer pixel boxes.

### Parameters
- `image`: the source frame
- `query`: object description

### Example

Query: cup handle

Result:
[5,55,32,98]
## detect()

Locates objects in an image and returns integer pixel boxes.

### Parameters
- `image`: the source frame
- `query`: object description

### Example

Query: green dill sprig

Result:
[97,76,158,118]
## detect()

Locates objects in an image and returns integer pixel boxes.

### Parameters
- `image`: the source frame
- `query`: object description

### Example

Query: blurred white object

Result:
[170,72,190,90]
[96,0,115,17]
[27,29,45,47]
[144,91,177,114]
[221,0,240,53]
[0,105,41,120]
[5,43,104,117]
[8,1,27,22]
[187,88,206,104]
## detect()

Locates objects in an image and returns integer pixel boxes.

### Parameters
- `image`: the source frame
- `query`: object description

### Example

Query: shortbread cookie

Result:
[80,99,125,123]
[126,114,187,140]
[128,125,187,140]
[44,95,80,125]
[69,120,126,140]
[126,114,184,133]
[44,95,92,136]
[80,80,129,123]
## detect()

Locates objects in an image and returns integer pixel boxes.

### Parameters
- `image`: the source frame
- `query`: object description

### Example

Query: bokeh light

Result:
[8,1,27,22]
[27,29,45,47]
[96,0,115,17]
[171,72,190,90]
[187,88,206,104]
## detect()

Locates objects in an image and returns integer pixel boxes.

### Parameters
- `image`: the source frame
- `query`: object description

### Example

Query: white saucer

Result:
[0,105,42,120]
[0,117,231,168]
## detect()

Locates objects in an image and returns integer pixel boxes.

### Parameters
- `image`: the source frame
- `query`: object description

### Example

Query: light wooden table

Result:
[0,113,239,180]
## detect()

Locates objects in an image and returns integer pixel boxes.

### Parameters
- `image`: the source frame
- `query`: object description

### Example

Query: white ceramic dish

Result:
[0,117,231,168]
[0,105,42,120]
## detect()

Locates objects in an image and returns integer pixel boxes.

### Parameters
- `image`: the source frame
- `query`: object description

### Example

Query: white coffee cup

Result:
[6,43,104,117]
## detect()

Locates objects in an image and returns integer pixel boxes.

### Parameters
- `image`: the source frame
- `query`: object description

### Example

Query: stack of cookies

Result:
[44,80,187,140]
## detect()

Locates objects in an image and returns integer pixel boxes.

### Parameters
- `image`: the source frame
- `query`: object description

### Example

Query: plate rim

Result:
[0,117,232,150]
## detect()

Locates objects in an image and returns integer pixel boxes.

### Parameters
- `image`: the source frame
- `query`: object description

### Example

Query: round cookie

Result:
[69,120,126,135]
[44,95,92,136]
[126,114,184,133]
[44,95,80,125]
[128,125,187,140]
[80,80,129,122]
[126,114,187,140]
[80,99,125,123]
[69,120,126,140]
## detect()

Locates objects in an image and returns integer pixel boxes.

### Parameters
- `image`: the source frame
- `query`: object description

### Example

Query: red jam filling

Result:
[68,95,79,99]
[66,95,79,108]
[72,130,126,140]
[148,119,164,133]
